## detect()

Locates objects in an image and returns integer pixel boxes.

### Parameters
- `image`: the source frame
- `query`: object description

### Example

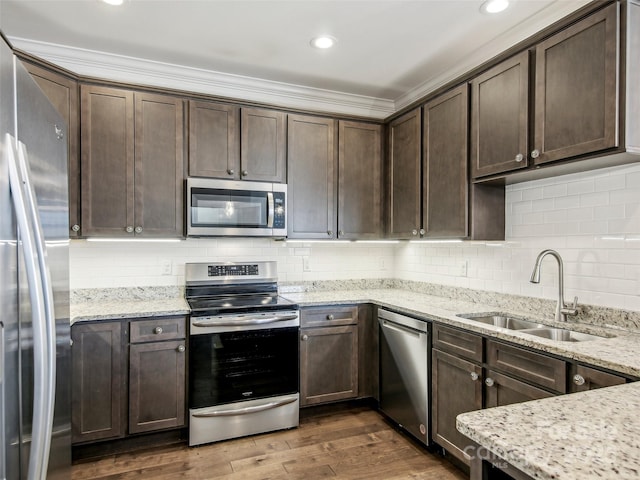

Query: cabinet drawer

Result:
[486,340,566,393]
[300,305,358,327]
[129,316,186,343]
[432,324,483,362]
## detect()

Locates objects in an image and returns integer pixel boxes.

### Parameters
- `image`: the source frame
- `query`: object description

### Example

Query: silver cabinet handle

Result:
[515,153,524,162]
[126,226,134,233]
[301,334,309,341]
[177,345,185,353]
[327,314,334,321]
[470,372,479,381]
[412,229,418,236]
[327,230,333,236]
[485,377,495,387]
[419,229,425,235]
[242,170,248,176]
[531,149,540,159]
[135,226,143,234]
[71,224,80,232]
[227,168,235,175]
[154,327,163,335]
[338,230,344,236]
[573,374,586,386]
[55,124,64,140]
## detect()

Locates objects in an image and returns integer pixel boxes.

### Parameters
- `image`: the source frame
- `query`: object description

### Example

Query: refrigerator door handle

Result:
[6,133,55,480]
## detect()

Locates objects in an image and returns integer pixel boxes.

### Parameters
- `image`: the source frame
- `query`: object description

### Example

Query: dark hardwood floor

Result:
[72,404,468,480]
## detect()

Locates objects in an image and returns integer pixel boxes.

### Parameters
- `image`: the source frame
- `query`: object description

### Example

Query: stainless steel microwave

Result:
[186,178,287,237]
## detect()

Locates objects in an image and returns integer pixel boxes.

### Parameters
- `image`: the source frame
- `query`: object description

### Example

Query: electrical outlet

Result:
[303,256,311,272]
[459,260,468,277]
[379,258,386,270]
[161,259,172,275]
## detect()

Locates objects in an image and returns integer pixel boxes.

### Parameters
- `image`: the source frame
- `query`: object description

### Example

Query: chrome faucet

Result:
[529,249,578,322]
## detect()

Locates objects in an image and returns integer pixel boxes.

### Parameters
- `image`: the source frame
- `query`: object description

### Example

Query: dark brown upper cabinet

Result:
[533,2,618,165]
[23,61,81,237]
[81,85,184,237]
[471,2,640,180]
[287,114,337,239]
[388,108,421,239]
[471,50,530,179]
[240,107,287,183]
[338,120,383,239]
[188,100,239,179]
[423,85,469,238]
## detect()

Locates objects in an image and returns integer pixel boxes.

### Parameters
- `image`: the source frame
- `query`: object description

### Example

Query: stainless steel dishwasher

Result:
[378,308,430,446]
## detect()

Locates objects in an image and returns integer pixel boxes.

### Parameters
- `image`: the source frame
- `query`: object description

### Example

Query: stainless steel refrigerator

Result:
[1,34,71,480]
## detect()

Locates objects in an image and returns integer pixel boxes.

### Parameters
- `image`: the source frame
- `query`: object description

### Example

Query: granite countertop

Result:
[71,285,640,377]
[456,382,640,480]
[281,288,640,378]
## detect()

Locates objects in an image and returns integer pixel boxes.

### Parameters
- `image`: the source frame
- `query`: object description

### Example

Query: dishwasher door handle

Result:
[380,319,424,338]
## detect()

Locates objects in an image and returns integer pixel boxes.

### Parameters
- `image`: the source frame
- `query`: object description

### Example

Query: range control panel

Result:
[208,264,259,277]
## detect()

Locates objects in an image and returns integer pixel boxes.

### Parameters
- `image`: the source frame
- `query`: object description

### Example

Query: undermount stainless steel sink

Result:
[457,312,610,342]
[456,313,543,330]
[518,327,607,342]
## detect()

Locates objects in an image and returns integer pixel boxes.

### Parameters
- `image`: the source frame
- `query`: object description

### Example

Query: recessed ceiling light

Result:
[480,0,510,14]
[102,0,124,5]
[310,35,337,49]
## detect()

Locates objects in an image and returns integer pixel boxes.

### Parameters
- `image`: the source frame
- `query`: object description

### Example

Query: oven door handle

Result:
[192,313,298,328]
[192,397,298,418]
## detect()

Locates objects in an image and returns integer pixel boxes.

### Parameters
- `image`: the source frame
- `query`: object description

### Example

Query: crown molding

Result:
[9,36,395,120]
[394,0,592,112]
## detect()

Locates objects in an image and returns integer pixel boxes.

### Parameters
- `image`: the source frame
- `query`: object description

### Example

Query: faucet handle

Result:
[561,296,579,317]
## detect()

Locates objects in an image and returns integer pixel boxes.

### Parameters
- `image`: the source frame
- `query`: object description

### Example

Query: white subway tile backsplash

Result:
[70,163,640,313]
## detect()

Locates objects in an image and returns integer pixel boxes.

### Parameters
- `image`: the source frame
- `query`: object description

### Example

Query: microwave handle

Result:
[267,192,274,228]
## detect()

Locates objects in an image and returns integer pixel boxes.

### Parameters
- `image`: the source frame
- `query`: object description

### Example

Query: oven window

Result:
[189,327,299,408]
[191,189,268,227]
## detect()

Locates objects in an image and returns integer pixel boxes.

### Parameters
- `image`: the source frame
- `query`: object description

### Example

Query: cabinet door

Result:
[432,349,482,465]
[129,340,186,434]
[423,84,469,238]
[188,100,239,179]
[338,121,383,239]
[484,370,555,408]
[388,108,421,239]
[134,92,184,237]
[71,322,125,443]
[533,3,618,165]
[24,62,81,237]
[80,85,135,236]
[570,364,626,393]
[471,51,529,178]
[300,325,358,406]
[287,114,337,239]
[240,107,286,182]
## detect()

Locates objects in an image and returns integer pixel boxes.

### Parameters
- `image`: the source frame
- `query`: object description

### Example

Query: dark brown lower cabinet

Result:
[569,364,626,392]
[129,340,186,434]
[300,325,358,406]
[71,316,187,446]
[484,370,554,408]
[432,349,483,463]
[71,321,125,444]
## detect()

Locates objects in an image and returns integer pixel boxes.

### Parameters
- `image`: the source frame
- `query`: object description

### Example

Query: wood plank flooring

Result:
[72,404,468,480]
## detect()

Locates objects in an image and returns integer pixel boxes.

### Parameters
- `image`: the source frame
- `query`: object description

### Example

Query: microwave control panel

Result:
[273,192,286,229]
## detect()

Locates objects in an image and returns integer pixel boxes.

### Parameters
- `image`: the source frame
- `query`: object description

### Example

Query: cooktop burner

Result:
[185,261,297,316]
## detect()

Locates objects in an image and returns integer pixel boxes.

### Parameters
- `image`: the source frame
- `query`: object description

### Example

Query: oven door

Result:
[187,177,286,237]
[189,320,299,409]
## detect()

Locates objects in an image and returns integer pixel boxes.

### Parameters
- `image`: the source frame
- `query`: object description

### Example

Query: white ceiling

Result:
[0,0,590,117]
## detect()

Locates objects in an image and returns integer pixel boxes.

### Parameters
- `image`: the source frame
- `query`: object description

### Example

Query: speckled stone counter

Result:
[456,382,640,480]
[70,286,189,324]
[280,288,640,378]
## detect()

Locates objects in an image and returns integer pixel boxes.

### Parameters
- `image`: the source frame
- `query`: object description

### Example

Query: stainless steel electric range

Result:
[185,261,299,446]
